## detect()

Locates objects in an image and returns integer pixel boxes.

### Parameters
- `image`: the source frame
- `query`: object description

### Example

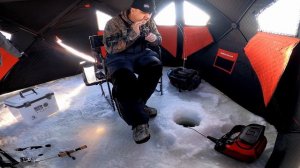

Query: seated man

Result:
[103,0,162,144]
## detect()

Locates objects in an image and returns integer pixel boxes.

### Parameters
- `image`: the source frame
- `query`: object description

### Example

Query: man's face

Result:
[130,8,152,23]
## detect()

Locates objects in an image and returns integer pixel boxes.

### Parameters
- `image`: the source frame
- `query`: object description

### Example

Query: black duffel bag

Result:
[167,67,201,91]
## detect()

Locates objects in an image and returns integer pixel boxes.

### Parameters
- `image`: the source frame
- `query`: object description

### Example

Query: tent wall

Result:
[183,0,300,116]
[0,1,99,94]
[0,40,83,93]
[0,0,300,126]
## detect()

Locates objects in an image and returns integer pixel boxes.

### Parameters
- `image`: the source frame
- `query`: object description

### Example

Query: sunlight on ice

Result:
[78,125,107,147]
[0,107,18,127]
[55,83,86,111]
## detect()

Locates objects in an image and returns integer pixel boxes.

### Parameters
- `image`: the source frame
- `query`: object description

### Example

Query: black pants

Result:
[106,49,162,127]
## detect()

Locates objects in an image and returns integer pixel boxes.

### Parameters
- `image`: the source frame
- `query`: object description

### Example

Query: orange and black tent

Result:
[0,0,299,167]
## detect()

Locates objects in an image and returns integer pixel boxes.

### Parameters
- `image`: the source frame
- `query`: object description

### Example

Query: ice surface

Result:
[0,67,276,168]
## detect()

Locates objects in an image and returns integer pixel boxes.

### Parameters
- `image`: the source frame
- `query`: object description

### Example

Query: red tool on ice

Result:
[207,124,267,162]
[190,124,267,162]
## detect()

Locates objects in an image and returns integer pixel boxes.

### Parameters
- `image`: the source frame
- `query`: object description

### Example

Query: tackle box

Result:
[4,87,59,125]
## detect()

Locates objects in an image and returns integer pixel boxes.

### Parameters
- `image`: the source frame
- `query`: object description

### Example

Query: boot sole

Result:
[135,135,151,144]
[149,113,157,118]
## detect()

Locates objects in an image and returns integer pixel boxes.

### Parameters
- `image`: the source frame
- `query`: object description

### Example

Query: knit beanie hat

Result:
[131,0,156,13]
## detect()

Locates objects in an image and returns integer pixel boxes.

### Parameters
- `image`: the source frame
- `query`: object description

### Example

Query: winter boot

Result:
[144,105,157,118]
[133,124,150,144]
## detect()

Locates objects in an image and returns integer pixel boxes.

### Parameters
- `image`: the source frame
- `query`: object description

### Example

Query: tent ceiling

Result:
[0,0,132,36]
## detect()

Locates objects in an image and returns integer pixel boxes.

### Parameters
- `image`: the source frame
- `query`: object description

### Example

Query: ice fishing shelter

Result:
[0,0,300,167]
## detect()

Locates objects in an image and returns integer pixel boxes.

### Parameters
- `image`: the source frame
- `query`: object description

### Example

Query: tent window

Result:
[183,1,210,26]
[0,31,12,40]
[96,11,112,31]
[214,49,239,74]
[154,2,176,26]
[257,0,300,36]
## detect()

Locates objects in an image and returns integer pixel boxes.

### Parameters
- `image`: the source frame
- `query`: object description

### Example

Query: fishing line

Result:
[187,127,208,139]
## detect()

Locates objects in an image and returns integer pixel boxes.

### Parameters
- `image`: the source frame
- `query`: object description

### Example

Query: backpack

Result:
[167,67,201,91]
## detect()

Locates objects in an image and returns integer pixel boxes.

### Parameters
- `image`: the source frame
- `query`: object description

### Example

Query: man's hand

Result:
[131,20,147,35]
[145,33,157,43]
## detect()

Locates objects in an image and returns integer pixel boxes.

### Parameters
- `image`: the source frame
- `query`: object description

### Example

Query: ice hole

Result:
[173,110,201,127]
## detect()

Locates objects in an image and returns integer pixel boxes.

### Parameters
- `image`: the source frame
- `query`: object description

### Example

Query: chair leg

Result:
[99,82,106,96]
[99,81,116,111]
[160,76,163,95]
[155,76,163,95]
[106,81,116,111]
[158,46,163,95]
[112,97,123,119]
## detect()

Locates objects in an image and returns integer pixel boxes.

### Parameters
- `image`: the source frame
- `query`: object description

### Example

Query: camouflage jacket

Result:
[103,10,162,54]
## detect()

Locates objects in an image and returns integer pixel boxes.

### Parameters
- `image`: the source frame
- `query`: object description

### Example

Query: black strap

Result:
[221,125,245,143]
[227,125,245,136]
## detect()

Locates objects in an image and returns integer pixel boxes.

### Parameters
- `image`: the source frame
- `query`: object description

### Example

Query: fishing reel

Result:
[207,124,267,162]
[140,25,150,37]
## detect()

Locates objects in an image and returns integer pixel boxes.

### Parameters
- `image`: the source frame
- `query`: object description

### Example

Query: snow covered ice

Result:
[0,67,276,168]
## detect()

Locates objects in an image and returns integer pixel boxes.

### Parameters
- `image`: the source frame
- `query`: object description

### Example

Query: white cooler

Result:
[4,87,59,125]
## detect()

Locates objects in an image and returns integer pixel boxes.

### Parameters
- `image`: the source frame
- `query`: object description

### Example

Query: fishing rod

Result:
[0,144,53,167]
[0,144,87,167]
[35,145,87,163]
[15,144,51,151]
[14,143,53,163]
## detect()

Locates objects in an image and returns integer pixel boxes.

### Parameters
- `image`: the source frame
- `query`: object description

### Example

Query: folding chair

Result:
[83,35,163,112]
[81,35,115,111]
